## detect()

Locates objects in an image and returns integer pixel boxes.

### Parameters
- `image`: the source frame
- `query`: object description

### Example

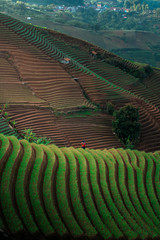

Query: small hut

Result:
[60,58,70,64]
[91,51,97,59]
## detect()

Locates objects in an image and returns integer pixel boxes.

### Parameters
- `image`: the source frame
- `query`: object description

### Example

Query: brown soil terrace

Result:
[1,14,160,153]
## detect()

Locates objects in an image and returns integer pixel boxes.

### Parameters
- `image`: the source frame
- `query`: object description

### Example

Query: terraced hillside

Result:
[1,13,160,152]
[1,133,160,240]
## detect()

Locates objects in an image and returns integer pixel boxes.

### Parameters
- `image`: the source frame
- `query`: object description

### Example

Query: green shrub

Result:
[10,120,16,127]
[21,129,36,142]
[22,129,51,145]
[36,136,51,145]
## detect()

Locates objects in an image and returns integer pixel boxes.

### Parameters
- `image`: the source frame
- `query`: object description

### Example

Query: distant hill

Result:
[1,13,160,153]
[145,0,160,9]
[12,0,84,6]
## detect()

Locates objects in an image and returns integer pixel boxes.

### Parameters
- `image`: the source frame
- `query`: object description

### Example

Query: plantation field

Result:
[1,13,160,152]
[9,14,160,67]
[0,134,160,239]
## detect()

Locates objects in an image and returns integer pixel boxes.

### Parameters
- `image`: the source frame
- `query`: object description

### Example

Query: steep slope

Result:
[0,13,160,152]
[1,134,160,240]
[9,15,160,67]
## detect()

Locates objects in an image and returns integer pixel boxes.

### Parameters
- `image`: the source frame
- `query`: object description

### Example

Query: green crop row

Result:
[0,136,23,234]
[127,149,160,235]
[15,139,38,235]
[152,151,160,202]
[49,145,83,238]
[118,149,156,237]
[61,147,97,237]
[41,145,68,237]
[29,143,54,237]
[0,134,160,239]
[102,149,137,240]
[85,148,122,239]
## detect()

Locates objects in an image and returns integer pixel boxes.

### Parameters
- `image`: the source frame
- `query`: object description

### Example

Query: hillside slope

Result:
[0,134,160,240]
[29,20,160,68]
[9,14,160,67]
[1,13,160,152]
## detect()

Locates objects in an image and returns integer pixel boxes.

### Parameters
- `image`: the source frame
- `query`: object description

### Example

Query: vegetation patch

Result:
[112,104,141,149]
[0,134,160,239]
[21,129,51,145]
[105,57,153,81]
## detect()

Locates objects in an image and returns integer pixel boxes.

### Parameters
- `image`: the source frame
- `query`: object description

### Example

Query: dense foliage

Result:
[13,0,84,6]
[1,0,160,34]
[112,104,141,148]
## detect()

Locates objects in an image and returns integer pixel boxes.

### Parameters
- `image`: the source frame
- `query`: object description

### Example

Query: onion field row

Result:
[0,134,160,239]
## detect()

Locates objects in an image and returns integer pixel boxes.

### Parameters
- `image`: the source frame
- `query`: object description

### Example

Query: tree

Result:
[156,8,160,17]
[125,1,131,8]
[16,1,26,13]
[112,104,140,148]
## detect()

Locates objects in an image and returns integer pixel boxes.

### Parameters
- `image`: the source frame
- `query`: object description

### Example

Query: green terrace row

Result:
[44,37,138,88]
[0,134,160,239]
[0,13,151,106]
[0,12,150,75]
[47,29,143,73]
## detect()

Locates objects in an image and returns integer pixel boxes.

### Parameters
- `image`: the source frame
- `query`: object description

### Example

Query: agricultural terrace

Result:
[1,12,160,152]
[0,134,160,239]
